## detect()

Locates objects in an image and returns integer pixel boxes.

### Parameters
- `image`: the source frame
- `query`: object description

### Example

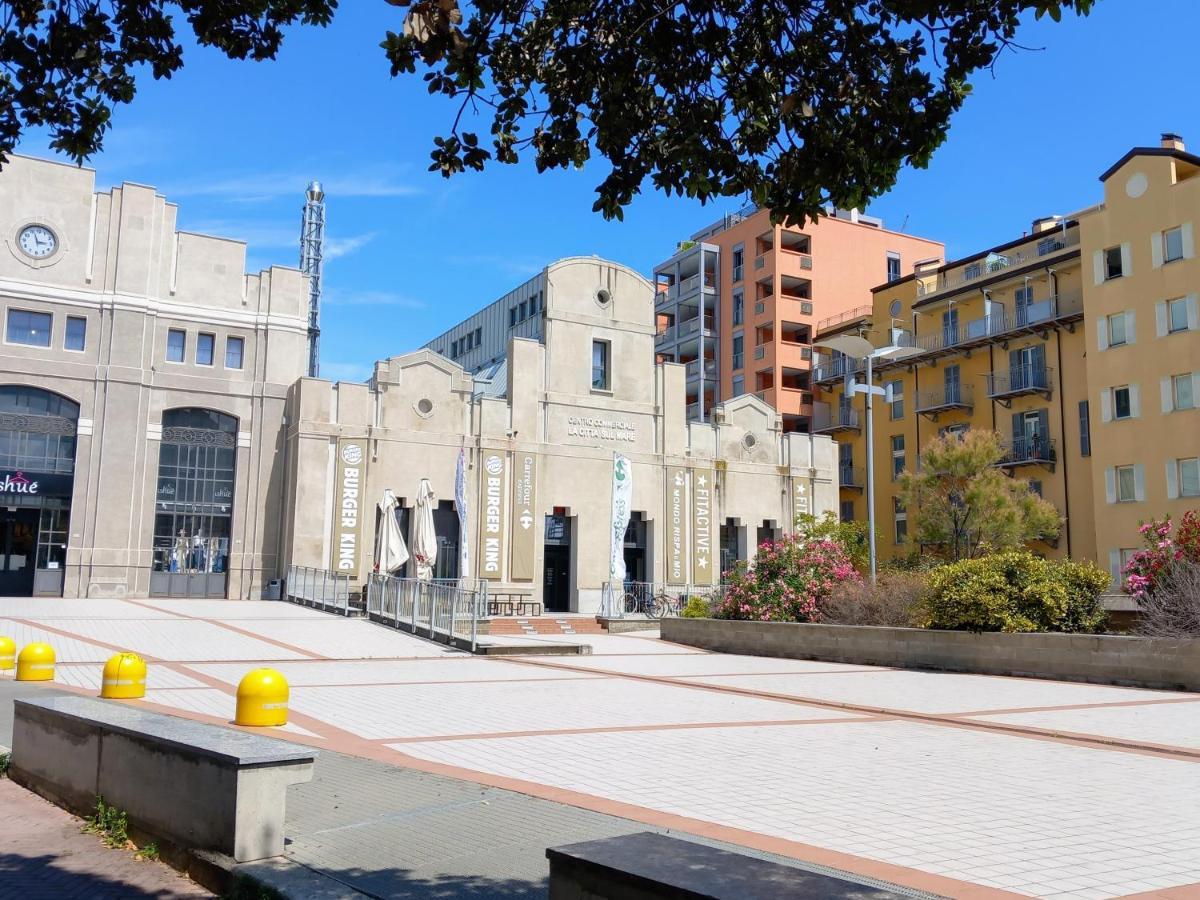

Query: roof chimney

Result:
[1161,132,1185,151]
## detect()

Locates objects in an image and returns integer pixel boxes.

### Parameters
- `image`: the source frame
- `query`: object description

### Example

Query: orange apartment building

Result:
[652,205,944,431]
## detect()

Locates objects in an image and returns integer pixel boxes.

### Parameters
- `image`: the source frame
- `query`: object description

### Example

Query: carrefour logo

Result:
[341,444,363,466]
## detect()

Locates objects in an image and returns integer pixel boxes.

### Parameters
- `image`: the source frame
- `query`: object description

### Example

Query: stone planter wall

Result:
[661,617,1200,692]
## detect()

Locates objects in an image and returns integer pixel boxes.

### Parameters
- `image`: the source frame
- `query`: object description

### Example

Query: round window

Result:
[742,432,758,450]
[889,299,902,318]
[596,288,612,307]
[416,398,434,416]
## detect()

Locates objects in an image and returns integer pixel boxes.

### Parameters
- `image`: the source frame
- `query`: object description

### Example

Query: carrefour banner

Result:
[610,454,632,584]
[510,452,538,581]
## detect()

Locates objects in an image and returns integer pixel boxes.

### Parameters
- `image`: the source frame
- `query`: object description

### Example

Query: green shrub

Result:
[84,795,129,848]
[922,550,1108,633]
[679,595,711,618]
[0,751,9,778]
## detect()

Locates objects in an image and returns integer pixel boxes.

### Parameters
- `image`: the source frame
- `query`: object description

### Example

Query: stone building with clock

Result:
[0,154,838,606]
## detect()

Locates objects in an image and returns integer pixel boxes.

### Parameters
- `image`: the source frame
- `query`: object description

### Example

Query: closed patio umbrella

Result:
[413,479,438,581]
[374,489,410,575]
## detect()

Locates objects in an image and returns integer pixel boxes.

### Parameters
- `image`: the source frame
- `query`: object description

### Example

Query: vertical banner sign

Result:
[455,447,469,583]
[610,454,633,584]
[792,475,811,526]
[665,466,689,584]
[330,439,366,574]
[510,452,538,581]
[690,468,715,585]
[477,450,509,580]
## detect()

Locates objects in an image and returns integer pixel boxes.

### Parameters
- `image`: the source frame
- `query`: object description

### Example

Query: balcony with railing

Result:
[998,435,1057,469]
[816,306,873,336]
[655,321,675,346]
[778,387,814,416]
[917,229,1080,298]
[915,383,974,417]
[838,465,864,490]
[812,403,861,434]
[677,314,718,339]
[684,358,718,383]
[812,356,863,385]
[986,365,1054,401]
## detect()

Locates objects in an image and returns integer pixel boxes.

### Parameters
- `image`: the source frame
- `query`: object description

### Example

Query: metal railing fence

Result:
[366,573,486,652]
[599,581,727,619]
[284,565,354,616]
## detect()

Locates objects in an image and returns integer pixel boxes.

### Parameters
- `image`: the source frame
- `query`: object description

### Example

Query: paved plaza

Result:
[3,598,1200,899]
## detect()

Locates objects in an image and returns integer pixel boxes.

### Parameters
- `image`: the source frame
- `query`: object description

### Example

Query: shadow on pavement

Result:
[0,852,198,900]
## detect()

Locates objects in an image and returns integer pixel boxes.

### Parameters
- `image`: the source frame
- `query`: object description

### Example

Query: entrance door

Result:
[0,508,38,596]
[543,545,570,612]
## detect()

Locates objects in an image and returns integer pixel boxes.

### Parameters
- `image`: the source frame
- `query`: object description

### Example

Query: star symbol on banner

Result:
[698,557,708,568]
[797,482,807,495]
[698,475,707,487]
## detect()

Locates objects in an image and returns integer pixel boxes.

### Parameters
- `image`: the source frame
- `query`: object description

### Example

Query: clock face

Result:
[18,225,57,259]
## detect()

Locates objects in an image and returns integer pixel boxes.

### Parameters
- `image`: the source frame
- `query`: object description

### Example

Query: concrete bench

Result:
[546,832,907,899]
[10,695,316,862]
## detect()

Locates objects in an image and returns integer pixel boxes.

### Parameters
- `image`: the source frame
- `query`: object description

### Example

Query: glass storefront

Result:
[149,408,237,598]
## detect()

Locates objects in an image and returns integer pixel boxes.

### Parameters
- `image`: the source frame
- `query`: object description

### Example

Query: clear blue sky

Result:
[15,0,1200,381]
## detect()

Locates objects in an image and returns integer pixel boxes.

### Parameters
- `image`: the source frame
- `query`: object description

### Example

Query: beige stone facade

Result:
[284,257,839,613]
[0,155,308,599]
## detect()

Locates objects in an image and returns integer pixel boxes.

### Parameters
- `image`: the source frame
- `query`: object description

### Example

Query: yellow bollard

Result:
[101,652,147,699]
[16,642,55,681]
[0,635,15,671]
[235,668,289,727]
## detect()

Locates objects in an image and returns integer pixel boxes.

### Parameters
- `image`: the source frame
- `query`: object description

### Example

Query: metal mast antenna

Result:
[300,180,325,377]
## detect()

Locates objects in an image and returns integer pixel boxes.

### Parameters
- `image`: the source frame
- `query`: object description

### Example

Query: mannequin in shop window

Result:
[171,530,187,573]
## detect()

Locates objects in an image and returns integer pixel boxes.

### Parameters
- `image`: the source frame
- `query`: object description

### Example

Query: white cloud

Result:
[166,165,423,202]
[322,288,425,309]
[325,232,377,260]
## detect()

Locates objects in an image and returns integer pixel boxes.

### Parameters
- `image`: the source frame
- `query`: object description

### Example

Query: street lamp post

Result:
[815,335,922,583]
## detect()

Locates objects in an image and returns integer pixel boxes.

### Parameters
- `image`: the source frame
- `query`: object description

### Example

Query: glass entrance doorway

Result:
[543,513,571,612]
[0,508,38,596]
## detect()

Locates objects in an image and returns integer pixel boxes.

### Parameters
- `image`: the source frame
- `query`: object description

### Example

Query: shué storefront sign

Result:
[330,440,366,573]
[1,469,72,499]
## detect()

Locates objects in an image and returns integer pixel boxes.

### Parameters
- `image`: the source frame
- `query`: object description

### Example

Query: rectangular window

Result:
[891,435,905,480]
[1167,297,1190,333]
[731,246,744,282]
[964,262,982,281]
[1113,385,1132,420]
[731,334,744,371]
[1104,245,1123,279]
[518,300,527,320]
[1028,480,1043,497]
[840,500,855,523]
[732,290,744,326]
[1163,227,1185,264]
[1107,312,1128,346]
[1078,400,1091,457]
[6,309,52,347]
[893,499,907,544]
[509,307,518,327]
[474,326,482,347]
[1174,374,1195,410]
[888,381,904,419]
[591,340,610,390]
[886,252,901,283]
[943,423,969,439]
[225,336,244,370]
[732,375,744,397]
[196,333,215,366]
[65,316,86,351]
[1116,465,1137,502]
[166,328,186,362]
[1179,458,1200,498]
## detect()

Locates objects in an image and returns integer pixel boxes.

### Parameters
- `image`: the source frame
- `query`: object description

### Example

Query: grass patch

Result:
[83,795,130,849]
[0,751,10,778]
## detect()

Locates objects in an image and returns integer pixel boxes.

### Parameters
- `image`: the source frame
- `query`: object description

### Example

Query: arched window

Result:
[0,386,79,474]
[151,408,238,596]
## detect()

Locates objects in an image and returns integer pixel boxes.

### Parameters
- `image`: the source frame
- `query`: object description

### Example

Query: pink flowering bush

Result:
[713,535,860,622]
[1123,511,1200,600]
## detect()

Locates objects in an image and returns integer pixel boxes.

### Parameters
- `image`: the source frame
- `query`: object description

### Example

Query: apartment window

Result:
[888,380,903,419]
[893,499,907,544]
[1028,480,1043,497]
[964,262,982,281]
[1107,312,1128,347]
[166,328,186,363]
[195,333,215,366]
[1104,245,1123,279]
[518,300,528,320]
[1173,374,1195,410]
[1167,297,1190,334]
[732,375,745,397]
[1163,227,1185,264]
[1115,465,1137,503]
[732,290,744,326]
[450,339,459,358]
[591,340,610,390]
[474,326,482,347]
[891,435,905,480]
[886,252,901,283]
[1113,385,1132,420]
[731,334,744,371]
[509,307,518,327]
[943,423,969,439]
[840,501,855,523]
[225,336,245,370]
[1177,458,1200,498]
[754,300,765,315]
[1078,400,1091,457]
[732,245,744,282]
[64,316,86,352]
[6,309,51,347]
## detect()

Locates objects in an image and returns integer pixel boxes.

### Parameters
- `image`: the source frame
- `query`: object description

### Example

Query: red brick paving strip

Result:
[0,779,211,899]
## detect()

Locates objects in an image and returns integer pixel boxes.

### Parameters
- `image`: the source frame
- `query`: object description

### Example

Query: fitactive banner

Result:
[690,468,715,585]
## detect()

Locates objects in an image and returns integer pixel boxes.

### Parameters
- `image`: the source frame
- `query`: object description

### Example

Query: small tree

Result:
[897,430,1060,561]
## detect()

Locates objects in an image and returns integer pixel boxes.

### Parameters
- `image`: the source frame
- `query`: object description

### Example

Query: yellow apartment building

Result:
[814,135,1200,581]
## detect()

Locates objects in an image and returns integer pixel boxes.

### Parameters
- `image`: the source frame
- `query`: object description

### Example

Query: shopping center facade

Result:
[0,156,838,606]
